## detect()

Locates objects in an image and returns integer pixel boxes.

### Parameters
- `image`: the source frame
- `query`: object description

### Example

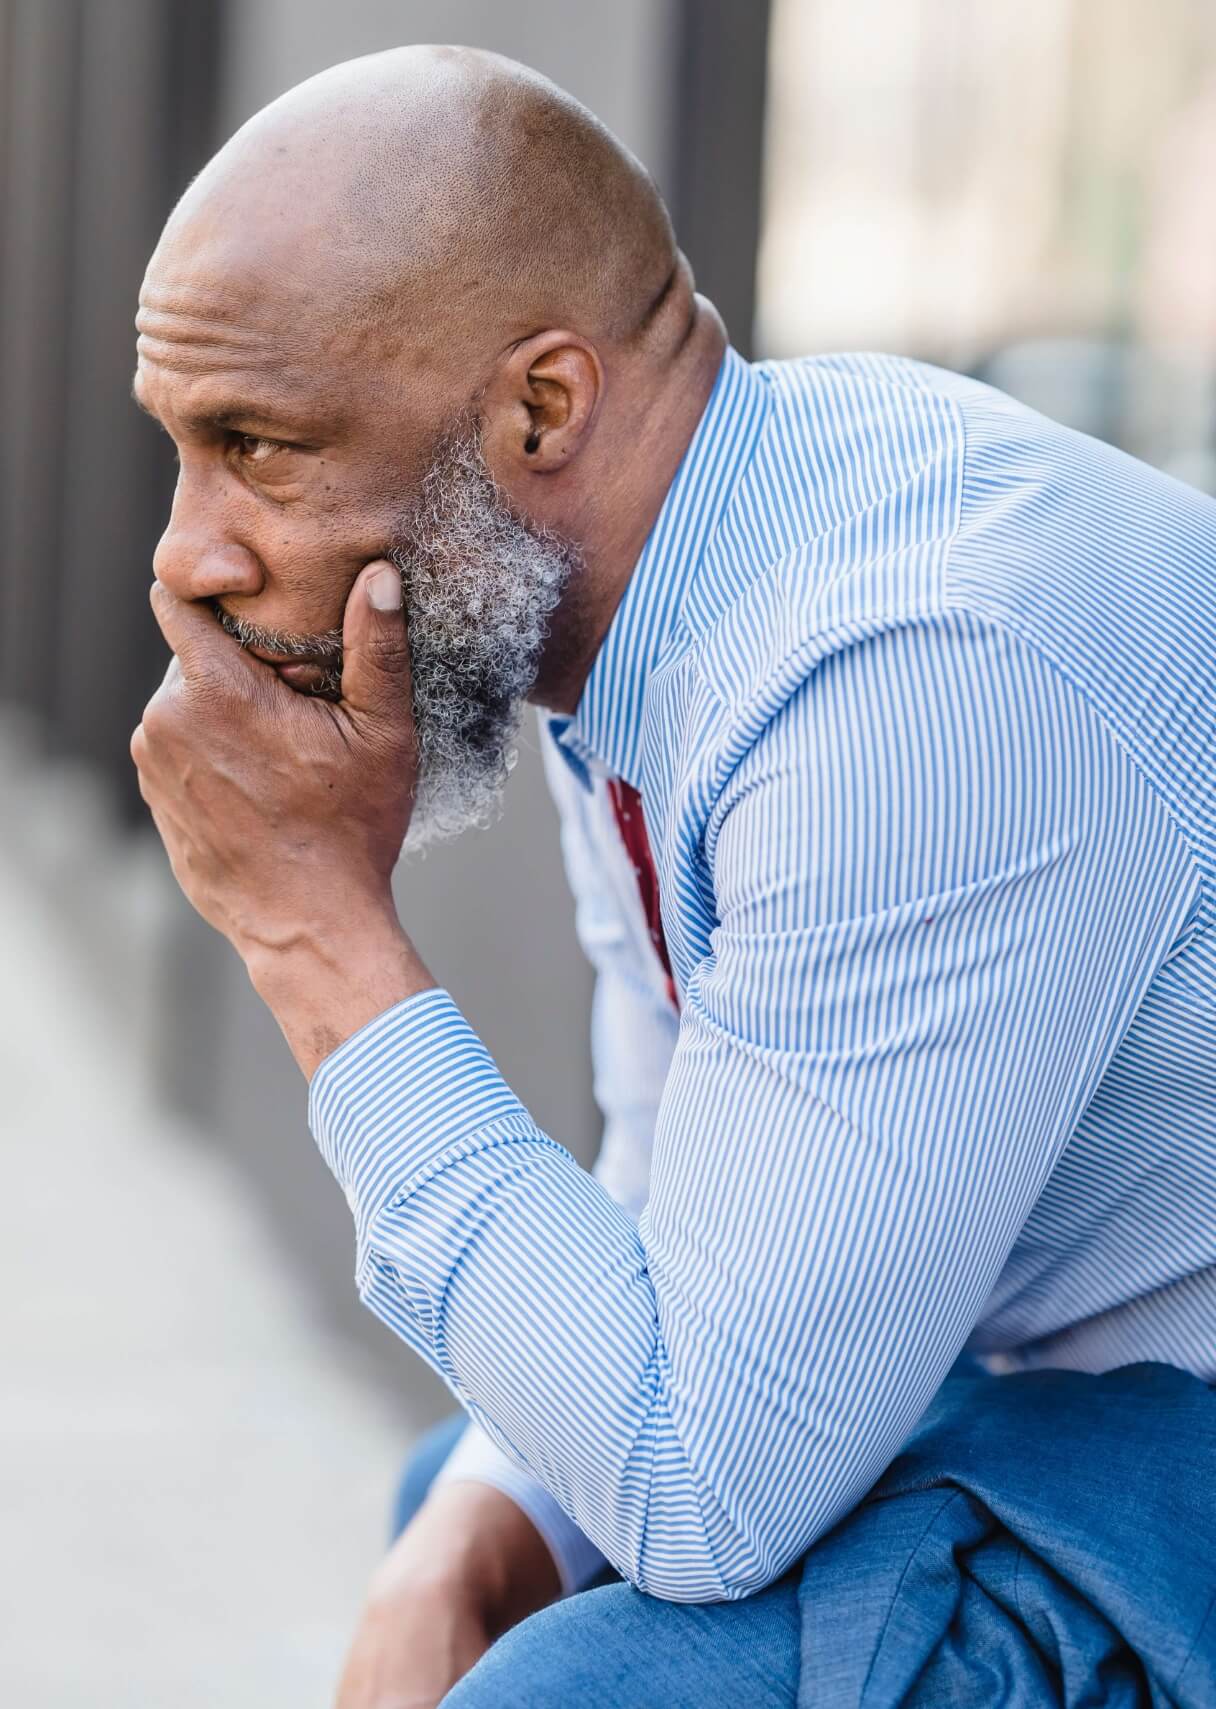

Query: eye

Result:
[233,432,283,465]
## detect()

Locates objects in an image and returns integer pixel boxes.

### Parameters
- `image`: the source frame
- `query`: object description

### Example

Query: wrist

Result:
[245,901,436,1079]
[379,1482,561,1634]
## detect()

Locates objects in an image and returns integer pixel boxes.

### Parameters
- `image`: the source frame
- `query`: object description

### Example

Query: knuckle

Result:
[129,724,146,767]
[377,635,411,675]
[140,696,167,740]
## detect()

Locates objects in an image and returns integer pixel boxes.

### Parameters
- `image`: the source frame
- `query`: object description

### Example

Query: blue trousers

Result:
[393,1361,1216,1708]
[394,1413,802,1707]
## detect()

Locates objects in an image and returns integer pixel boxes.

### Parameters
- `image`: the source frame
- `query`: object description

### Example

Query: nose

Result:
[153,494,263,604]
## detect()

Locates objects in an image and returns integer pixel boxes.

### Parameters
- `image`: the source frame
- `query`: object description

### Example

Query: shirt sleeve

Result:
[309,610,1200,1602]
[430,721,680,1593]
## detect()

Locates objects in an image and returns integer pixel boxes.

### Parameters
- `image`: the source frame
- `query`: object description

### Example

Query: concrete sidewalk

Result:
[0,813,428,1704]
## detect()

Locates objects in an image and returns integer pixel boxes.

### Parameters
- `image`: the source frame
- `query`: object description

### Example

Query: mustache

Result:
[210,599,346,664]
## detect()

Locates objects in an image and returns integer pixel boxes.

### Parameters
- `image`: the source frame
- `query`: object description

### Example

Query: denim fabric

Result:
[392,1415,802,1706]
[392,1363,1216,1708]
[389,1413,468,1545]
[797,1362,1216,1708]
[442,1570,801,1708]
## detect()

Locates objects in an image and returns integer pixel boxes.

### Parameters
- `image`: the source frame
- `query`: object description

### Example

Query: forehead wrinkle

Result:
[137,293,273,329]
[136,293,386,382]
[135,337,283,380]
[139,268,299,329]
[136,301,279,349]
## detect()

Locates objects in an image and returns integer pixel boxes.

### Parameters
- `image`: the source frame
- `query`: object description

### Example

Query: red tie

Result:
[606,779,679,1013]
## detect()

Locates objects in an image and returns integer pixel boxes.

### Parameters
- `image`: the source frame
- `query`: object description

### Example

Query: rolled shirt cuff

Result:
[308,988,551,1266]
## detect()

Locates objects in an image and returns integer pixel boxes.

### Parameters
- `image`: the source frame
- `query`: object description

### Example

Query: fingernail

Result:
[366,566,402,611]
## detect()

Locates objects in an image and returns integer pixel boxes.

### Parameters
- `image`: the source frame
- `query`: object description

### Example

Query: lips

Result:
[236,640,338,697]
[246,644,307,667]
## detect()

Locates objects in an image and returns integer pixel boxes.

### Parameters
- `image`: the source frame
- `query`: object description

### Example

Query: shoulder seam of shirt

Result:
[939,581,1208,950]
[940,391,1209,945]
[685,375,970,711]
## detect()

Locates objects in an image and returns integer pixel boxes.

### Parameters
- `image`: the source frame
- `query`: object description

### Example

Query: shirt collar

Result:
[547,345,770,790]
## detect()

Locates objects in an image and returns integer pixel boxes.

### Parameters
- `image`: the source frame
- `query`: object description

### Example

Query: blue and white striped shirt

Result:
[311,347,1216,1602]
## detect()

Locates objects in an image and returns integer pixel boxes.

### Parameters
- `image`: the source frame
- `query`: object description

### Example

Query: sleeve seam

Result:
[938,592,1207,953]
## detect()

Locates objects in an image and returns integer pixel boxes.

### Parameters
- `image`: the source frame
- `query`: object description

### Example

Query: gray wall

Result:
[0,0,222,803]
[220,0,678,182]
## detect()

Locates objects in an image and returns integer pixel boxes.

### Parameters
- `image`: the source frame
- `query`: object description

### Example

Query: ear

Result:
[480,330,604,476]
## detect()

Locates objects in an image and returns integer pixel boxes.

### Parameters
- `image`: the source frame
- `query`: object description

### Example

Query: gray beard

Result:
[216,419,579,856]
[390,420,577,854]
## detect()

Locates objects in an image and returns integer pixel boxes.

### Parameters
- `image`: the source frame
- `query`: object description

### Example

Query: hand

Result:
[334,1572,492,1709]
[131,564,434,1075]
[133,561,414,959]
[335,1482,562,1709]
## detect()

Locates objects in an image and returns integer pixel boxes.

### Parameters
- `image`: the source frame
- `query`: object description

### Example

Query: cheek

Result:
[239,447,413,631]
[243,516,366,632]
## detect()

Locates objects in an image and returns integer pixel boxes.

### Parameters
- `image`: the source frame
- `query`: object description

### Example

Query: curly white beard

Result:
[389,419,578,855]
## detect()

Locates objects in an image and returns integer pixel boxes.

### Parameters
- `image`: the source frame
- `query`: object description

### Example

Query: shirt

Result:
[310,346,1216,1602]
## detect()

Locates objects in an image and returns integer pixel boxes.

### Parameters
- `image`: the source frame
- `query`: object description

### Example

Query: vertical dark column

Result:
[669,0,772,358]
[0,0,223,806]
[50,0,225,814]
[0,0,82,727]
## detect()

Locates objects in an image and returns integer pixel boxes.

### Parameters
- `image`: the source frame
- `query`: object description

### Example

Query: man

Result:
[130,44,1216,1709]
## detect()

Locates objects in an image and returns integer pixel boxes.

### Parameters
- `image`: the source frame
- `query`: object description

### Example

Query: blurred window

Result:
[757,0,1216,488]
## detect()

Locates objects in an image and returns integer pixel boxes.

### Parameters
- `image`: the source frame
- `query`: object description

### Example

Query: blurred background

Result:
[1,1,1213,1701]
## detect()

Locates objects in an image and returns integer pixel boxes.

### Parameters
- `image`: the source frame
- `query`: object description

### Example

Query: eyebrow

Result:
[129,377,316,440]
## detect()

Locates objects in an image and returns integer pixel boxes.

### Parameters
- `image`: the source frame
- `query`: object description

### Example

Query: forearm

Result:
[246,903,435,1079]
[377,1478,561,1633]
[335,1478,560,1709]
[310,992,759,1602]
[435,1421,610,1595]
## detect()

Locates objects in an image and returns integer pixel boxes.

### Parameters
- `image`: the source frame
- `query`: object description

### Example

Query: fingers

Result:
[148,581,258,687]
[339,560,414,722]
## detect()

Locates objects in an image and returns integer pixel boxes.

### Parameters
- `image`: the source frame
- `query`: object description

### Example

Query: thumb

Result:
[340,560,412,719]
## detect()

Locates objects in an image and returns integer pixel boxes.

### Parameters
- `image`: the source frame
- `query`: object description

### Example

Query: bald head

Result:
[135,45,725,785]
[157,46,681,364]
